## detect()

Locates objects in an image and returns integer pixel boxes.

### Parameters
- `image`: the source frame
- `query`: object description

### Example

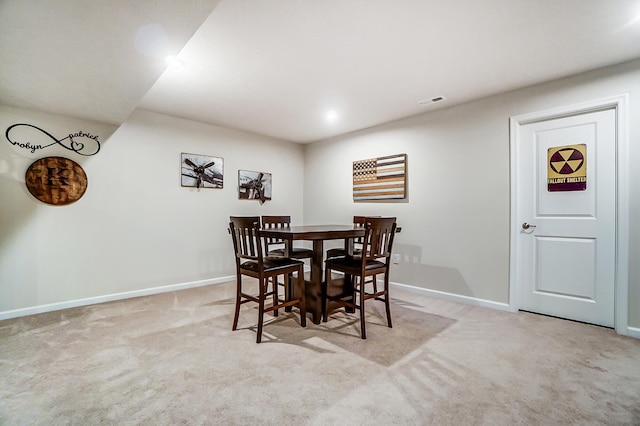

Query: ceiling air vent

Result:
[418,95,447,106]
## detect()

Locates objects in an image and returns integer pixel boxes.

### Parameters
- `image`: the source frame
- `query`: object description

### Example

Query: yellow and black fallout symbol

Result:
[547,144,587,192]
[549,147,584,174]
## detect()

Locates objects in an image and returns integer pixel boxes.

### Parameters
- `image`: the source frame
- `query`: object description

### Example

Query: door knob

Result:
[522,222,537,230]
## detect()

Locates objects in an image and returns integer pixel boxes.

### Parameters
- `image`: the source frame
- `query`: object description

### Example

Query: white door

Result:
[515,108,616,327]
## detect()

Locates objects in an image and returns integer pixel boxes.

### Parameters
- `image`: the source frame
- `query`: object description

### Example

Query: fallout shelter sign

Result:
[547,144,586,192]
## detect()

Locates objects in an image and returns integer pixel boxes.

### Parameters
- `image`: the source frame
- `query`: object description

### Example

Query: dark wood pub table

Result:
[259,224,365,324]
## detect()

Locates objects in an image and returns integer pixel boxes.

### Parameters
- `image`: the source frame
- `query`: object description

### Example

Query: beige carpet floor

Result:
[1,280,639,425]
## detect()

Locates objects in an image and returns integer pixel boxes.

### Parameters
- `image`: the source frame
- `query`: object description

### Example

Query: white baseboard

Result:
[390,282,639,339]
[0,275,235,321]
[626,326,640,339]
[3,277,637,340]
[390,281,513,312]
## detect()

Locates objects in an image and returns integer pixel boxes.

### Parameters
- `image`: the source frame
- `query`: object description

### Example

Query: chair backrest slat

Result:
[229,216,263,262]
[362,217,397,261]
[353,215,381,245]
[261,215,291,247]
[352,216,367,245]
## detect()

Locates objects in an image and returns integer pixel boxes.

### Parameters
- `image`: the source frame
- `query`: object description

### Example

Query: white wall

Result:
[2,59,638,331]
[304,59,640,328]
[0,108,305,315]
[304,99,510,305]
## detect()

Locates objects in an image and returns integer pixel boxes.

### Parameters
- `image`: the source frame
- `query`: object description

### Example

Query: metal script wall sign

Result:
[547,144,586,192]
[353,153,407,201]
[5,123,101,156]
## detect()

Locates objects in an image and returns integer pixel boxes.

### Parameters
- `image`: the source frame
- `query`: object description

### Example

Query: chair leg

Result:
[359,277,366,339]
[272,277,279,317]
[322,267,329,322]
[297,267,306,327]
[257,278,266,343]
[285,274,293,312]
[345,274,356,314]
[384,274,392,328]
[232,275,242,331]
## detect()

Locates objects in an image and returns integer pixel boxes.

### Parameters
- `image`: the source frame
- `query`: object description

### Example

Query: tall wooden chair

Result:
[326,215,378,292]
[261,215,313,260]
[262,215,313,311]
[325,215,368,259]
[322,217,397,339]
[229,216,306,343]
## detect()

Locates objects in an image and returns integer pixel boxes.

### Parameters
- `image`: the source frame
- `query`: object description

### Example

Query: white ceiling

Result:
[0,0,222,124]
[2,1,640,143]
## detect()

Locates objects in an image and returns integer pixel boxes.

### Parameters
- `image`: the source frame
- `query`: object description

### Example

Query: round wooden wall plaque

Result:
[25,156,88,205]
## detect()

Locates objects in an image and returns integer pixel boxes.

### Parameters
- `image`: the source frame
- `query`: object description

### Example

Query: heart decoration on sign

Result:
[71,140,85,152]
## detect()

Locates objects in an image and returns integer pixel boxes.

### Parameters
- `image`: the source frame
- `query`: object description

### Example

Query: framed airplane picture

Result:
[238,170,271,203]
[181,153,223,189]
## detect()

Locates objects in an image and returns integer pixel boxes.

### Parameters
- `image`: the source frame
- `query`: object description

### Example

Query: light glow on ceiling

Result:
[165,56,186,68]
[135,23,169,56]
[325,110,338,123]
[615,2,640,32]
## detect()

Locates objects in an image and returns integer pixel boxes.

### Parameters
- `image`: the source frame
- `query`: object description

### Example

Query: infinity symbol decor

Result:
[5,123,101,156]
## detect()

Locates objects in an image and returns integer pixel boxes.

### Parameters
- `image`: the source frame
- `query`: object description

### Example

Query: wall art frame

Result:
[25,156,88,205]
[238,169,272,203]
[181,153,223,189]
[353,153,407,201]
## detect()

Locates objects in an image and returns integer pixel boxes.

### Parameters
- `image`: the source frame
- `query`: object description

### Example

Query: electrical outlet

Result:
[392,254,401,264]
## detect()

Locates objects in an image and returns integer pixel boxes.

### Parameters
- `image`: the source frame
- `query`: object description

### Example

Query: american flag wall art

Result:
[353,153,407,201]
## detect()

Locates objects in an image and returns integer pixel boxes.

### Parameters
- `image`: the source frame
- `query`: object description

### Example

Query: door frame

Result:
[509,94,630,335]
